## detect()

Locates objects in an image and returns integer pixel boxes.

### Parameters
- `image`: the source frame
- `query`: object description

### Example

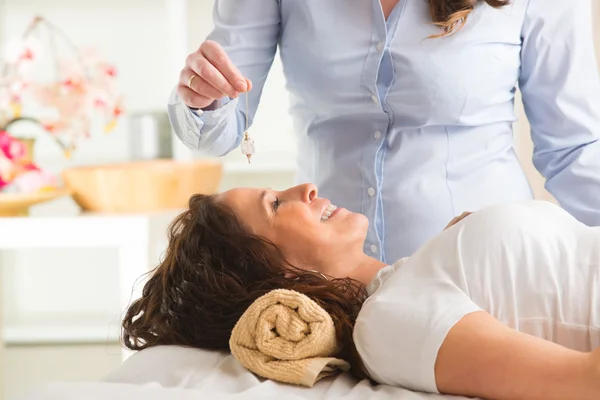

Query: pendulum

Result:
[240,91,255,164]
[241,131,255,164]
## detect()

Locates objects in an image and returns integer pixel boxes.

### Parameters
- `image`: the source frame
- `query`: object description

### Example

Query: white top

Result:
[353,200,600,393]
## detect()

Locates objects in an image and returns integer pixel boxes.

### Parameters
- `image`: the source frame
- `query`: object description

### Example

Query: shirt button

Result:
[374,131,381,140]
[371,95,378,104]
[370,244,378,254]
[367,187,375,197]
[376,41,384,52]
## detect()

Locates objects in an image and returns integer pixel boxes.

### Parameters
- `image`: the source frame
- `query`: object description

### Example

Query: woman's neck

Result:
[346,253,387,286]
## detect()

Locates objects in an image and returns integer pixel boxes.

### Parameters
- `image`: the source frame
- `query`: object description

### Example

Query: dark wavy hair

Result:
[122,193,370,379]
[430,0,511,37]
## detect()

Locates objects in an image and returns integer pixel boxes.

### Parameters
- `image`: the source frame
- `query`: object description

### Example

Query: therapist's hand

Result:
[444,211,472,230]
[177,40,252,109]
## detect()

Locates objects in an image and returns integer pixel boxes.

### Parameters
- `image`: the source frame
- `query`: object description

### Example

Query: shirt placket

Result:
[362,1,404,263]
[359,1,385,261]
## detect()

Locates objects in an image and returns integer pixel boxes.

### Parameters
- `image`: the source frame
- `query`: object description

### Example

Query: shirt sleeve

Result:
[353,267,481,393]
[167,0,280,157]
[518,0,600,226]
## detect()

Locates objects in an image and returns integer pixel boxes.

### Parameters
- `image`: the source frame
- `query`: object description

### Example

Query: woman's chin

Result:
[339,213,370,244]
[350,212,370,231]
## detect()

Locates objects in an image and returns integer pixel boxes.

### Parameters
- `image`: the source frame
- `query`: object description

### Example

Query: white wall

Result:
[1,0,296,345]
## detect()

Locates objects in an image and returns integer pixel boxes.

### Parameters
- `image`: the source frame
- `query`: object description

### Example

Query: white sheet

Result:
[17,346,474,399]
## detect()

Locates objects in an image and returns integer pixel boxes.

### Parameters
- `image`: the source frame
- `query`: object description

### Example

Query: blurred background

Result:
[0,0,598,399]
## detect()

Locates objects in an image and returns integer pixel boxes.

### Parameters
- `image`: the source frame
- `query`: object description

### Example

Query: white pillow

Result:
[103,345,230,388]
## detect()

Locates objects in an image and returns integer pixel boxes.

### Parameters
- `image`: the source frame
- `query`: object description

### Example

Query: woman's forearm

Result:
[435,311,600,400]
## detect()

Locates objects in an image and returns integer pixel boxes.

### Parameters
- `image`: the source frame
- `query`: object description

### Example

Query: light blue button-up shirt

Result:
[168,0,600,263]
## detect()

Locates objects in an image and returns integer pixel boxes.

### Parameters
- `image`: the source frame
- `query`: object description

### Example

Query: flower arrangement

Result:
[0,16,122,194]
[0,128,55,193]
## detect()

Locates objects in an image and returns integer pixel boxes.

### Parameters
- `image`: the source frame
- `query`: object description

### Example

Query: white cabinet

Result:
[0,209,179,397]
[0,210,178,343]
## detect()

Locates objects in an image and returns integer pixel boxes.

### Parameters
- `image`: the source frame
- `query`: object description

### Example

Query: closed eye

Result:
[272,197,281,211]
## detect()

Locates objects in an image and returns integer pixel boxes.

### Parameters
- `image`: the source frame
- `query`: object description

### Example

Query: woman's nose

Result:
[290,183,318,203]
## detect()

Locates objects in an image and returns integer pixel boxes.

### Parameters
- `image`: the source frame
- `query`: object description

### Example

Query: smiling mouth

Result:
[321,204,338,222]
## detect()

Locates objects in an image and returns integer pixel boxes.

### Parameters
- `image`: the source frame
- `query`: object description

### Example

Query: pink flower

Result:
[63,77,82,88]
[20,48,34,61]
[8,140,25,160]
[112,97,124,117]
[0,131,26,161]
[3,38,42,63]
[104,65,117,77]
[0,152,16,190]
[0,167,11,187]
[21,162,40,172]
[93,96,108,108]
[0,133,49,193]
[9,80,26,101]
[8,169,56,193]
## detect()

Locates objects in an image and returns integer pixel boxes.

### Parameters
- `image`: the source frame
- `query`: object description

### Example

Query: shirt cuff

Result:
[190,97,232,117]
[194,97,240,155]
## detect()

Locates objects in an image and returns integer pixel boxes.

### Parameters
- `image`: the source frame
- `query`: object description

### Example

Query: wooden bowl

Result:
[62,160,223,213]
[0,188,70,216]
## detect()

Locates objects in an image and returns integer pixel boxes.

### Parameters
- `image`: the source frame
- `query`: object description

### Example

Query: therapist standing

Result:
[167,0,600,263]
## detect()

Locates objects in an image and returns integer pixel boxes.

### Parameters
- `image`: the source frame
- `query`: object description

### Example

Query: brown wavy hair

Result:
[429,0,511,37]
[122,193,370,379]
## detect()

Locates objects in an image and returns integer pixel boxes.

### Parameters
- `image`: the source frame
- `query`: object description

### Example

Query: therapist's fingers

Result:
[199,40,248,92]
[186,53,237,98]
[443,217,458,230]
[176,85,214,110]
[180,68,229,100]
[444,211,472,230]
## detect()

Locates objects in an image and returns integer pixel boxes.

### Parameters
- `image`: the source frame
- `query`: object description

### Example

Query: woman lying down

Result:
[122,184,600,400]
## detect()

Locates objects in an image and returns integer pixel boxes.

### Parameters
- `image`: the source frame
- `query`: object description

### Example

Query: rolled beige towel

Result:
[229,289,350,387]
